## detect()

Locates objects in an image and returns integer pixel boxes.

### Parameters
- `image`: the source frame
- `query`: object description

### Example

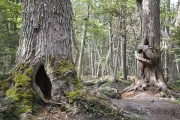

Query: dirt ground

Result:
[34,80,180,120]
[119,87,180,120]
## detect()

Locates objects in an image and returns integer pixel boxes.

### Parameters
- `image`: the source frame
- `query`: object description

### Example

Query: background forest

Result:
[1,0,180,84]
[1,0,180,120]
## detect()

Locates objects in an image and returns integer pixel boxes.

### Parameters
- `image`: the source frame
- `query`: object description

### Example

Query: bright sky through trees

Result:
[171,0,178,4]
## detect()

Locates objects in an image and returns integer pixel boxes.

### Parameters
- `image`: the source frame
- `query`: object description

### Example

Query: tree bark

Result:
[121,18,127,80]
[13,0,80,106]
[121,0,169,93]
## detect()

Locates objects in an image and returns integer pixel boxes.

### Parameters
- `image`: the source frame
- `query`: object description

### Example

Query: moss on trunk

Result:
[6,64,37,115]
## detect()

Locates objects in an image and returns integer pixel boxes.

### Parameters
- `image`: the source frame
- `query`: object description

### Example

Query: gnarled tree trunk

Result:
[9,0,80,112]
[121,0,168,93]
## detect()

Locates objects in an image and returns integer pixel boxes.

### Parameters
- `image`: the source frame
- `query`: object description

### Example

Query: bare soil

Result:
[119,87,180,120]
[34,79,180,120]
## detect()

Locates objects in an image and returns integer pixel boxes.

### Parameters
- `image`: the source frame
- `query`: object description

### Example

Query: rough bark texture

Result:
[121,0,168,94]
[14,0,80,104]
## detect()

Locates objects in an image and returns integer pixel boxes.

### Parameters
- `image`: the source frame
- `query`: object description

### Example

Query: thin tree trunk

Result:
[113,39,120,82]
[77,21,87,80]
[90,40,94,77]
[108,20,114,75]
[77,4,89,80]
[121,19,127,80]
[71,27,79,66]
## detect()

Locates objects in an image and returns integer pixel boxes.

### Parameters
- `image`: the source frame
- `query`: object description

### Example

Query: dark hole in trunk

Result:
[35,65,52,100]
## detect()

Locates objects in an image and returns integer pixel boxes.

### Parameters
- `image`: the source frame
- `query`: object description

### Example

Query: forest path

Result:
[113,87,180,120]
[34,79,180,120]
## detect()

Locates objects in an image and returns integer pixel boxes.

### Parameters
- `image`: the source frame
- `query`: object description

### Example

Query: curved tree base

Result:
[120,45,173,97]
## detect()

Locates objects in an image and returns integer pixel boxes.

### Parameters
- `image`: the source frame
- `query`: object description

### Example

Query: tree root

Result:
[120,78,180,100]
[120,44,180,100]
[119,79,147,94]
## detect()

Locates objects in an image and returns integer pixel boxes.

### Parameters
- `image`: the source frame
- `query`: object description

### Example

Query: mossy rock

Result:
[66,90,122,119]
[76,96,121,118]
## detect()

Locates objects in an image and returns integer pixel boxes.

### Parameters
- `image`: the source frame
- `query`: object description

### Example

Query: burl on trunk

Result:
[121,0,169,94]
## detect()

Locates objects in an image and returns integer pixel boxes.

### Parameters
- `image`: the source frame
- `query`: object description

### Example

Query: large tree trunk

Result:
[121,0,168,93]
[9,0,80,111]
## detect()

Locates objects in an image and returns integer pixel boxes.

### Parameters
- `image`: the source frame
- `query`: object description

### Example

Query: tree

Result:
[77,2,89,80]
[121,0,169,93]
[7,0,81,114]
[0,0,21,74]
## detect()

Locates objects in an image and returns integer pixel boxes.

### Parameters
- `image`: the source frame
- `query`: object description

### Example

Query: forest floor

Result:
[33,76,180,120]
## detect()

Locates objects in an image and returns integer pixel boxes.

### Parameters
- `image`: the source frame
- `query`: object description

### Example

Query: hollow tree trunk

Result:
[121,0,168,93]
[11,0,80,108]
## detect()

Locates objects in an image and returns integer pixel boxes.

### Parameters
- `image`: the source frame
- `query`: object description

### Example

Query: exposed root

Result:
[120,44,180,100]
[120,78,180,100]
[120,79,146,94]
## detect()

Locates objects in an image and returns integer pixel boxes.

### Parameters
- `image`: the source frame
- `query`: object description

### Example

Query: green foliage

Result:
[171,26,180,69]
[32,102,41,113]
[160,1,176,28]
[170,80,180,91]
[0,0,21,73]
[0,97,19,119]
[0,72,11,92]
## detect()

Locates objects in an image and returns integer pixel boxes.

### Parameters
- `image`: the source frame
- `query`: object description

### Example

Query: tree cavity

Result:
[35,65,52,100]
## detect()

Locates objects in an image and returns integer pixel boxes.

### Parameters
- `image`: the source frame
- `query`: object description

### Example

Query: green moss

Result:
[0,79,8,90]
[66,91,82,103]
[14,73,31,85]
[5,64,36,115]
[65,90,122,118]
[98,89,121,99]
[24,67,32,77]
[77,96,121,118]
[53,59,82,90]
[72,75,82,90]
[16,63,29,73]
[53,60,75,75]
